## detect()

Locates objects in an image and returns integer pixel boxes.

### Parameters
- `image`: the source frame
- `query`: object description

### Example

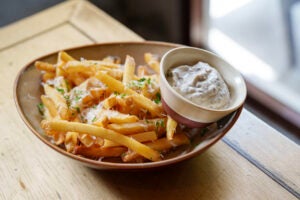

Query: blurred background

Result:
[1,0,299,142]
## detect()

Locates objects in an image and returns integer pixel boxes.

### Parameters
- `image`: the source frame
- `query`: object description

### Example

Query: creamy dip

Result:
[167,61,230,109]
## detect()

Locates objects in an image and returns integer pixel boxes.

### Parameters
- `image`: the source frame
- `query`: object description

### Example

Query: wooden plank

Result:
[0,23,92,106]
[0,0,78,50]
[0,24,94,199]
[69,0,143,42]
[224,109,300,195]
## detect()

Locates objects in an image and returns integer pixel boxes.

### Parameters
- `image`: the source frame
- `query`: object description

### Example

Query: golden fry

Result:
[43,84,69,120]
[35,61,56,73]
[166,115,177,140]
[123,133,189,162]
[103,131,157,147]
[65,132,79,153]
[144,53,160,74]
[122,55,135,84]
[74,145,126,159]
[41,120,161,161]
[95,71,161,116]
[41,95,58,118]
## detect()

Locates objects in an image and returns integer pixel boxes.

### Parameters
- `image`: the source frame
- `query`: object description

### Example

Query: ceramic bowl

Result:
[160,47,247,128]
[14,42,243,170]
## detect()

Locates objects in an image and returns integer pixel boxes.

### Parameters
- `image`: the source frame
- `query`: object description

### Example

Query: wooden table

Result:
[0,1,299,199]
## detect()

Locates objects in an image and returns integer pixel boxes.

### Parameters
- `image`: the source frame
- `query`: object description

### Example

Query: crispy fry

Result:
[122,55,135,84]
[58,51,76,62]
[103,131,157,147]
[144,53,160,74]
[42,72,55,82]
[74,145,126,159]
[137,65,149,77]
[107,121,153,135]
[95,71,161,116]
[43,84,69,120]
[166,115,177,140]
[41,95,58,118]
[41,120,161,161]
[122,133,189,162]
[35,61,56,73]
[65,132,79,152]
[101,56,121,64]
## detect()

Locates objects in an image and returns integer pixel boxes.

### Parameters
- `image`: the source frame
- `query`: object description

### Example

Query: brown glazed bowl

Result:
[160,47,247,128]
[14,41,243,170]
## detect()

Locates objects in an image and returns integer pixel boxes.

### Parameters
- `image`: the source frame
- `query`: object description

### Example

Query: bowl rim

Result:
[14,41,243,170]
[160,46,247,113]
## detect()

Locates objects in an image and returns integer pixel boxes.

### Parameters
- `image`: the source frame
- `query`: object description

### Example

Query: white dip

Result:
[167,61,230,109]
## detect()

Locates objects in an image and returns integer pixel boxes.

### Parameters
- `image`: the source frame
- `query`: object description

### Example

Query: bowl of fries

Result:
[14,41,243,170]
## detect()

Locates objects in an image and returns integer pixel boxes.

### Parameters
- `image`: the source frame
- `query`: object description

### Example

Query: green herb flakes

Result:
[37,103,44,115]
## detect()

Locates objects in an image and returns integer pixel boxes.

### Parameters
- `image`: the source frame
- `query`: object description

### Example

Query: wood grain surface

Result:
[0,0,299,199]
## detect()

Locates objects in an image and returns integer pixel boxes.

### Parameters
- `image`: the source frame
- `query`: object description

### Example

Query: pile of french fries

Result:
[36,51,190,162]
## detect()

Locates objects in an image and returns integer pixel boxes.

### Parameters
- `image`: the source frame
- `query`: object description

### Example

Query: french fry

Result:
[122,133,189,162]
[107,121,153,135]
[63,60,95,74]
[90,88,106,100]
[137,65,149,77]
[102,95,117,109]
[41,95,58,118]
[52,132,65,145]
[78,133,103,147]
[122,55,135,84]
[95,71,161,116]
[41,120,161,161]
[74,145,127,159]
[101,56,121,64]
[88,60,121,68]
[107,118,166,135]
[109,114,139,124]
[103,131,157,147]
[144,53,160,74]
[58,51,75,63]
[92,115,109,127]
[65,132,79,153]
[166,115,177,140]
[35,61,56,73]
[43,84,69,120]
[42,72,55,82]
[67,73,86,86]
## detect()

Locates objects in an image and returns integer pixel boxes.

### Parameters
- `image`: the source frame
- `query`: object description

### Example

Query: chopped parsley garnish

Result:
[120,93,126,98]
[127,77,151,89]
[138,78,146,82]
[64,95,71,107]
[37,103,44,115]
[147,78,151,84]
[155,119,165,128]
[114,91,126,98]
[154,92,161,104]
[71,106,80,113]
[56,87,65,95]
[73,90,84,102]
[113,91,120,96]
[64,80,70,91]
[92,116,97,122]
